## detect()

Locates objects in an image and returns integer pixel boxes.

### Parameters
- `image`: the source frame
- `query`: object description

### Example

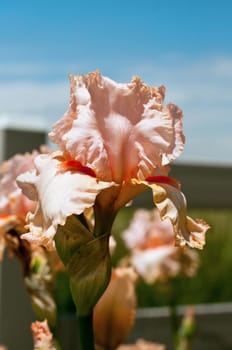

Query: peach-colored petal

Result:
[94,267,137,349]
[122,208,200,282]
[17,153,114,250]
[185,216,210,249]
[130,246,199,283]
[16,169,38,201]
[49,71,184,183]
[142,181,210,249]
[131,246,177,283]
[0,345,7,350]
[122,209,174,250]
[0,152,37,219]
[31,319,55,350]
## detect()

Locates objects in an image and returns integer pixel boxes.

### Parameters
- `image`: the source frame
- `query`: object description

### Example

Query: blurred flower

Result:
[0,152,37,219]
[117,339,166,350]
[94,267,138,350]
[122,209,200,284]
[31,319,56,350]
[0,151,62,326]
[0,151,38,258]
[0,345,7,350]
[17,71,209,252]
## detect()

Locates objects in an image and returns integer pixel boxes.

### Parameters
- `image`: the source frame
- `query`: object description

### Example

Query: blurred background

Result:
[0,0,232,349]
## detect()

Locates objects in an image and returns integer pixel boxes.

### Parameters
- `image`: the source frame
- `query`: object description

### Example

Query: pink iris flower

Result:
[122,209,200,284]
[0,152,37,219]
[17,71,209,250]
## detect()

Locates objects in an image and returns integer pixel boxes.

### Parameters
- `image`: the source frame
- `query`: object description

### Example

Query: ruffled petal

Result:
[131,246,176,284]
[49,71,184,183]
[135,180,210,249]
[31,319,56,350]
[17,153,114,250]
[122,208,174,250]
[122,208,200,282]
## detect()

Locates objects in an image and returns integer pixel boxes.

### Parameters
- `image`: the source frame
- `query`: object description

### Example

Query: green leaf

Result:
[55,214,111,316]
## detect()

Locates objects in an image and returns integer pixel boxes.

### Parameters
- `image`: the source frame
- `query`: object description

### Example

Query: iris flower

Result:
[122,209,200,284]
[16,72,210,350]
[17,71,209,251]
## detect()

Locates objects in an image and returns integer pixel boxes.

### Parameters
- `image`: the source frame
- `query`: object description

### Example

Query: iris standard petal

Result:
[49,71,185,183]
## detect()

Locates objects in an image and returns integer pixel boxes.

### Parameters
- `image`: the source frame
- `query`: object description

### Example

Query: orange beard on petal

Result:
[145,175,181,189]
[59,159,96,177]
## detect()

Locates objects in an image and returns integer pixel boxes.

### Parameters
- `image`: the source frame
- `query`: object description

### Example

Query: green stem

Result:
[169,304,180,349]
[78,312,95,350]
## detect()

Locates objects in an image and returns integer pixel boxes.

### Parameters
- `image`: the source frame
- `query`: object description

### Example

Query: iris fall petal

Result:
[144,181,209,249]
[17,153,114,250]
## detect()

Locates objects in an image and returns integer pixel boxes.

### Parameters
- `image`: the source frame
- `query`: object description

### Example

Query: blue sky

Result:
[0,0,232,164]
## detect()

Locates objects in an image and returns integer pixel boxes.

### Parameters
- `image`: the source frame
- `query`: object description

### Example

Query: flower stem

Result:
[78,312,95,350]
[169,304,179,349]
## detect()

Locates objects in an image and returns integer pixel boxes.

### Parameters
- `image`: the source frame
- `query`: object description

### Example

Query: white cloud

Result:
[124,56,232,104]
[0,81,69,126]
[0,56,231,164]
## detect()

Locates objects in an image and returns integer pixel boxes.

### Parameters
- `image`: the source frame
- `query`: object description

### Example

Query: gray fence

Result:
[57,303,232,350]
[171,162,232,208]
[133,162,232,209]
